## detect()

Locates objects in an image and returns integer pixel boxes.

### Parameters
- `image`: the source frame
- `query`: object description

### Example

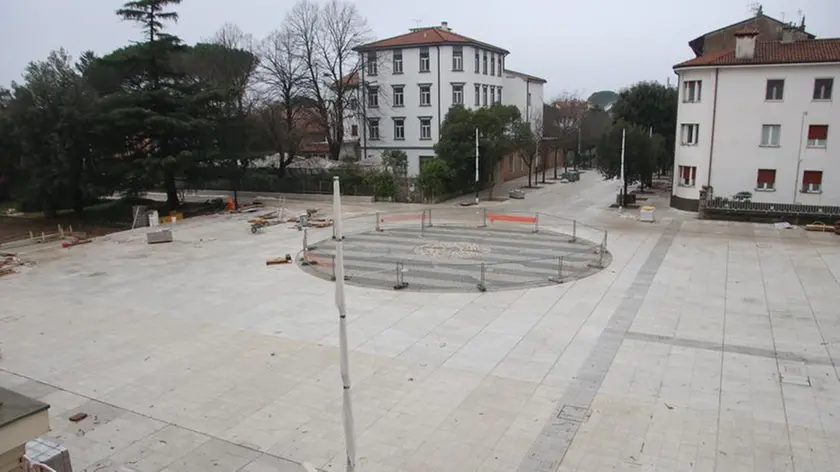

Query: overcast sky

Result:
[2,0,837,98]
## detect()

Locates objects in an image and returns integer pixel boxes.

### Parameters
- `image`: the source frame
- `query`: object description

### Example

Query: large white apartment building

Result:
[351,22,545,176]
[671,27,840,211]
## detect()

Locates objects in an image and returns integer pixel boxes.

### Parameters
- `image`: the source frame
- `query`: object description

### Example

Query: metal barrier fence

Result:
[299,208,610,292]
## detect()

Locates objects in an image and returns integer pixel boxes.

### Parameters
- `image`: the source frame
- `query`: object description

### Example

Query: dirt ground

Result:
[0,215,125,245]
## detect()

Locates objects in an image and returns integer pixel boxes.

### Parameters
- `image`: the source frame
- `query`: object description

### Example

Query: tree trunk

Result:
[527,165,532,187]
[42,196,57,219]
[553,149,558,179]
[164,169,179,210]
[73,185,84,217]
[541,155,547,183]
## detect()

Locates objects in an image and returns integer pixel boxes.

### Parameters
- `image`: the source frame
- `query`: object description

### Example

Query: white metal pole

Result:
[332,176,357,472]
[619,128,626,211]
[475,127,480,205]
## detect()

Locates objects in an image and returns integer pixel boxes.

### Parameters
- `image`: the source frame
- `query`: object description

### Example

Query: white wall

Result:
[357,38,536,176]
[673,62,840,206]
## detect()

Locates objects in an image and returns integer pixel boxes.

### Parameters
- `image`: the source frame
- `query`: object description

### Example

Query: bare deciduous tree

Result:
[549,91,588,172]
[257,25,307,171]
[287,0,370,160]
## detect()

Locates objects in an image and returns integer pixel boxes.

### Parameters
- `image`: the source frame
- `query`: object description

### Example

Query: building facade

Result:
[671,28,840,211]
[353,23,545,177]
[688,12,813,57]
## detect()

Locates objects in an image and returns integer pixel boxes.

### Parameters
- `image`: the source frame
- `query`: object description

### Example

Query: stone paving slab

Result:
[1,173,840,471]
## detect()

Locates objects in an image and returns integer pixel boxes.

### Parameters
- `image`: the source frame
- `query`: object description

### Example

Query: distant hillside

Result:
[587,90,618,109]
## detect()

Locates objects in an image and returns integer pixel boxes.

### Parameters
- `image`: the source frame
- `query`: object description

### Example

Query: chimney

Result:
[440,21,450,31]
[781,25,797,44]
[734,28,759,60]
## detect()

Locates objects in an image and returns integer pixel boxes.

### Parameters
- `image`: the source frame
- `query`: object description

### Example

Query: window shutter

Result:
[808,125,828,140]
[757,169,775,183]
[803,171,822,185]
[691,167,696,180]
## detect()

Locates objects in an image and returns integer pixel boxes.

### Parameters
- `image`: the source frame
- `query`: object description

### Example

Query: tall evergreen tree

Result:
[104,0,211,208]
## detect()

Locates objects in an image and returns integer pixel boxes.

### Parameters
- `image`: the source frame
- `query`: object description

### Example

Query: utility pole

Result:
[474,127,480,205]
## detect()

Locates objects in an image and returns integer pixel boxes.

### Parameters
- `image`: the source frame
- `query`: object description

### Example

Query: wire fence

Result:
[298,208,610,292]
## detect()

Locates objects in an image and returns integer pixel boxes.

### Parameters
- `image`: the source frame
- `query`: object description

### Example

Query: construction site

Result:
[2,172,840,472]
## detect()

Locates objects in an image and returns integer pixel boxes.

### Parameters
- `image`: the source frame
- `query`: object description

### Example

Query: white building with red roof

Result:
[671,26,840,211]
[351,22,545,176]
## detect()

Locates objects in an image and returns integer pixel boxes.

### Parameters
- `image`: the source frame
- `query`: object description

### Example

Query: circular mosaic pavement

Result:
[298,224,612,292]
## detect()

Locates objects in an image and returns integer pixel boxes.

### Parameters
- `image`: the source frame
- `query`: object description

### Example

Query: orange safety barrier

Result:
[488,213,537,224]
[380,213,424,223]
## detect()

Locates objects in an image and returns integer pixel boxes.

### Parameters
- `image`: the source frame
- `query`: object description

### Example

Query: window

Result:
[474,84,480,106]
[489,86,495,104]
[419,47,430,72]
[507,155,513,170]
[760,124,781,146]
[678,166,696,187]
[366,51,377,76]
[497,87,502,103]
[392,49,403,74]
[499,56,504,75]
[419,155,435,170]
[491,54,496,76]
[452,46,463,71]
[756,169,776,190]
[482,85,488,106]
[368,119,379,140]
[807,125,828,148]
[482,52,487,74]
[765,79,784,100]
[813,78,833,100]
[452,84,463,105]
[474,49,480,73]
[367,86,378,108]
[680,124,699,145]
[419,85,431,106]
[350,124,358,138]
[802,170,823,193]
[420,117,432,140]
[392,85,404,107]
[393,118,405,140]
[683,80,702,102]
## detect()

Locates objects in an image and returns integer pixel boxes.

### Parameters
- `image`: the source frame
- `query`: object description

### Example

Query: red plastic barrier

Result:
[488,213,536,224]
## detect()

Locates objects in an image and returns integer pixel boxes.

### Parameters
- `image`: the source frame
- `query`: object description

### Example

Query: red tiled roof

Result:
[675,38,840,68]
[355,27,509,54]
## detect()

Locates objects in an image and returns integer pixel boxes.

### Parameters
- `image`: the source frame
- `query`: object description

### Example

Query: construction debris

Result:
[266,254,293,265]
[146,229,173,244]
[61,236,92,249]
[805,222,834,232]
[69,413,88,423]
[0,253,28,277]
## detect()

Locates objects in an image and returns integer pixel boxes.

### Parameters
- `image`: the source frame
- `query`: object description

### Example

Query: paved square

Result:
[2,173,840,471]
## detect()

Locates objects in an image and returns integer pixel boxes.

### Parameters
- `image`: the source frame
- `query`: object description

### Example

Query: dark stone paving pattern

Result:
[624,331,834,366]
[516,220,682,472]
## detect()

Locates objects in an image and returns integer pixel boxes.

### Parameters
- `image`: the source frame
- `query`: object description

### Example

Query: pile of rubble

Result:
[0,253,28,277]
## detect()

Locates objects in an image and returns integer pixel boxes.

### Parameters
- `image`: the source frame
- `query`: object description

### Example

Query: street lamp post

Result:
[474,127,480,205]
